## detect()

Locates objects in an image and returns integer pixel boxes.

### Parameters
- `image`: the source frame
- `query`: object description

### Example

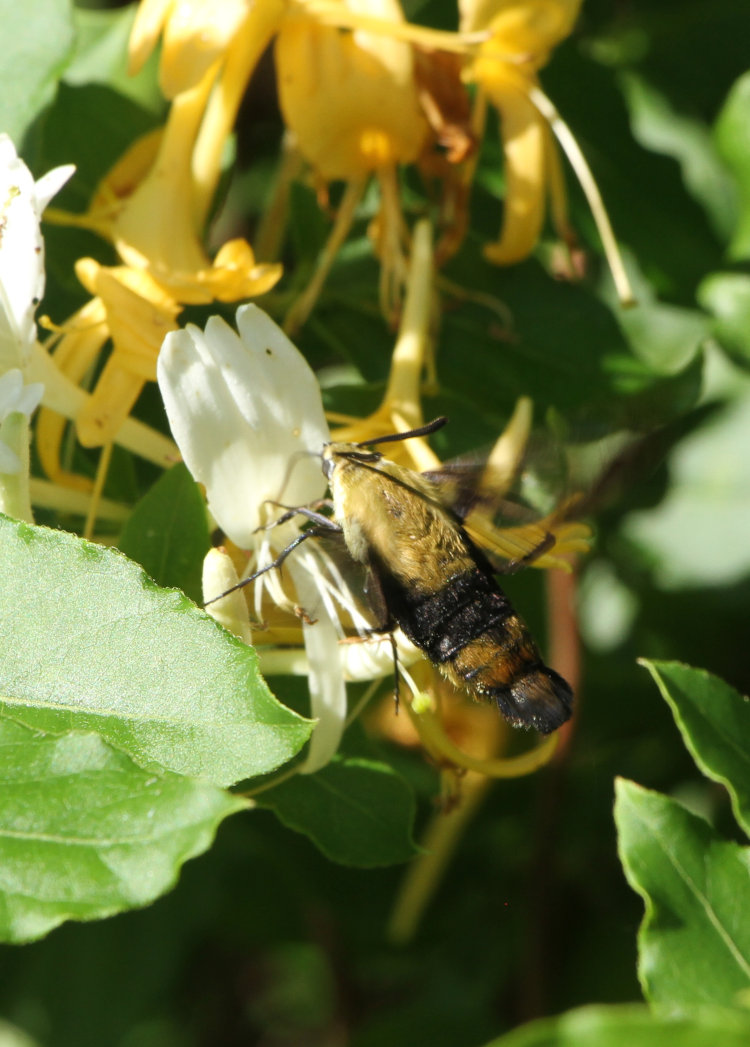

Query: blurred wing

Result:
[424,463,591,572]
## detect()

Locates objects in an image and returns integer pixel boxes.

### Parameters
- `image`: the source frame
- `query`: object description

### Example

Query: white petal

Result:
[158,308,330,546]
[0,441,21,474]
[290,552,348,774]
[0,135,74,371]
[0,368,23,416]
[159,322,277,544]
[34,163,75,214]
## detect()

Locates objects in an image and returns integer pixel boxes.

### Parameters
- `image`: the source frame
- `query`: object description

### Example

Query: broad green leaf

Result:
[65,5,161,113]
[118,463,210,605]
[0,0,74,143]
[715,71,750,260]
[0,515,312,786]
[256,757,418,867]
[480,1003,750,1047]
[615,778,750,1013]
[0,719,246,944]
[624,389,750,587]
[640,661,750,835]
[0,1019,40,1047]
[698,272,750,367]
[620,72,737,242]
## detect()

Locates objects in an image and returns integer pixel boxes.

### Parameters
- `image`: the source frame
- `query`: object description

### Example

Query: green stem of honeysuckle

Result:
[387,771,492,945]
[405,694,558,777]
[283,177,367,335]
[254,132,304,264]
[528,85,635,308]
[0,413,34,522]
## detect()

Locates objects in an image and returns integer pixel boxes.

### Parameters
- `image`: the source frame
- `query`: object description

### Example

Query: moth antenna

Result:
[356,416,448,449]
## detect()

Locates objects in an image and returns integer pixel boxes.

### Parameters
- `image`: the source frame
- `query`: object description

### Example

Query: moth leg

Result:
[203,525,332,607]
[256,501,341,533]
[363,568,401,712]
[495,530,555,575]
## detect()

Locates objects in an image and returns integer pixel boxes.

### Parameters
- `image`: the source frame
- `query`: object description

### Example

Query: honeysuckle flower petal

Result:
[276,1,428,181]
[460,0,582,62]
[456,1,582,266]
[288,553,348,774]
[202,546,254,644]
[129,0,253,98]
[0,368,43,420]
[158,304,329,545]
[158,304,360,772]
[0,369,44,520]
[0,135,74,372]
[327,219,439,472]
[71,260,181,447]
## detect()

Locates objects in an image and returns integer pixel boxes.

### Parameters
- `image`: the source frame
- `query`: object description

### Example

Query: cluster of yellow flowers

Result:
[30,0,631,510]
[0,0,620,933]
[2,0,607,822]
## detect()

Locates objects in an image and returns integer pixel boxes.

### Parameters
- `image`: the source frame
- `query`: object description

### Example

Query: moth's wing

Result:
[423,462,591,573]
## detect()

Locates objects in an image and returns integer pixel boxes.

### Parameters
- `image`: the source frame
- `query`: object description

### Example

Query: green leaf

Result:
[0,718,246,944]
[639,661,750,836]
[256,757,418,867]
[623,390,750,588]
[0,515,312,786]
[480,1003,750,1047]
[65,4,161,113]
[715,71,750,260]
[615,778,750,1013]
[698,272,750,367]
[0,0,75,143]
[0,1018,40,1047]
[619,72,738,243]
[118,463,210,605]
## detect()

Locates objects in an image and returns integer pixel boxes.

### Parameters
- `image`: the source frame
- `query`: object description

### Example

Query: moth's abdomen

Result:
[378,562,573,734]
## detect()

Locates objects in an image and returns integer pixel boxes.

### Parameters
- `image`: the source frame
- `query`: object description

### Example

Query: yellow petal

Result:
[128,0,173,77]
[275,7,428,179]
[76,358,148,448]
[461,0,582,62]
[481,85,547,265]
[129,0,251,98]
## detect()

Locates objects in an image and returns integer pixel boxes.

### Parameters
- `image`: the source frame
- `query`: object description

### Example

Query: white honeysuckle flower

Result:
[158,304,374,774]
[0,368,44,420]
[0,134,75,373]
[0,368,44,474]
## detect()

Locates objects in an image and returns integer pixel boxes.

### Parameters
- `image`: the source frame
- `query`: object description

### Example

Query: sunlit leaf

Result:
[615,778,750,1013]
[0,719,246,944]
[0,515,312,786]
[640,660,750,835]
[480,1003,750,1047]
[0,0,74,142]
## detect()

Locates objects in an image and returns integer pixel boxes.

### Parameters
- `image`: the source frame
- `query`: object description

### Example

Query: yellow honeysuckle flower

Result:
[459,0,582,265]
[40,57,281,478]
[129,0,253,98]
[276,0,430,330]
[36,261,181,464]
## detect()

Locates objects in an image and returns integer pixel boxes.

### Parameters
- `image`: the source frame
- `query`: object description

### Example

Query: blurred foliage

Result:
[1,0,750,1044]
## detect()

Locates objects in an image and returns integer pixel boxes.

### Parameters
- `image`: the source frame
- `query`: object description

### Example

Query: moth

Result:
[217,418,575,734]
